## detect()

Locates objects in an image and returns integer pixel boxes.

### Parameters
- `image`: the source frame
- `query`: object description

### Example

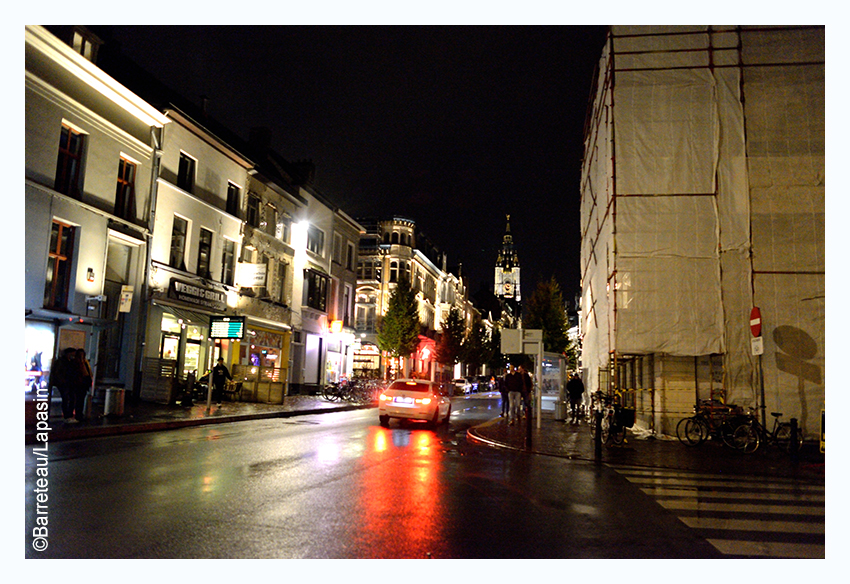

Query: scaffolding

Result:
[580,26,825,438]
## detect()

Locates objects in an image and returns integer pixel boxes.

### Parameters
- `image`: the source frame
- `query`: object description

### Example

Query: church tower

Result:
[494,214,521,304]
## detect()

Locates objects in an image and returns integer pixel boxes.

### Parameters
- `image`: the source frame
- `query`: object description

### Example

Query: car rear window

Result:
[388,381,432,393]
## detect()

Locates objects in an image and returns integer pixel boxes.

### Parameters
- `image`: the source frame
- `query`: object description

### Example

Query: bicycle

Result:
[731,410,802,455]
[676,400,746,449]
[589,392,630,446]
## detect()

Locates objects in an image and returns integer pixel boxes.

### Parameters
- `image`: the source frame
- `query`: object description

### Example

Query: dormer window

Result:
[71,27,101,63]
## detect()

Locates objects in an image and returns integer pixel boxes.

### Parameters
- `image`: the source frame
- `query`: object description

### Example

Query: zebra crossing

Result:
[610,464,825,559]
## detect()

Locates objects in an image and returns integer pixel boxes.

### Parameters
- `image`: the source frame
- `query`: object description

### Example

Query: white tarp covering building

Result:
[580,26,824,438]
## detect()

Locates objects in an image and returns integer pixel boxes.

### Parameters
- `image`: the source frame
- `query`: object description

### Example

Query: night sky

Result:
[101,25,609,304]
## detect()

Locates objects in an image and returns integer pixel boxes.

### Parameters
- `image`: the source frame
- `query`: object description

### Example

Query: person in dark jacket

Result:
[567,373,586,424]
[503,365,524,425]
[50,347,78,423]
[211,357,232,405]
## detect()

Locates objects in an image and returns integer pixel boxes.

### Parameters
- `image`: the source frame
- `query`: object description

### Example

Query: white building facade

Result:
[25,25,169,403]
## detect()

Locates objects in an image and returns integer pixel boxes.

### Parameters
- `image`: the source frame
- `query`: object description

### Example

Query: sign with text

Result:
[210,317,245,339]
[168,279,227,312]
[118,285,134,313]
[237,262,267,288]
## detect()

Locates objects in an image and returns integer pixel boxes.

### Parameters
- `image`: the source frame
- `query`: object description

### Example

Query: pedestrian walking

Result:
[50,347,78,423]
[498,375,509,417]
[212,357,232,405]
[567,373,585,424]
[504,364,524,425]
[72,349,93,422]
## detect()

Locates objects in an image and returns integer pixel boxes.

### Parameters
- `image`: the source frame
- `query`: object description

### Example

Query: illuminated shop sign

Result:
[168,278,227,312]
[210,317,245,339]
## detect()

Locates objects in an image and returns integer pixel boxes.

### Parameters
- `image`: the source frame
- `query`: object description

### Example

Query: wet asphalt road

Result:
[25,395,721,559]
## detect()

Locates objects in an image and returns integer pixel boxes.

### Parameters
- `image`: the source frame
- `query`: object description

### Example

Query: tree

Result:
[522,276,571,354]
[462,315,492,376]
[436,306,465,369]
[486,325,504,372]
[377,276,421,375]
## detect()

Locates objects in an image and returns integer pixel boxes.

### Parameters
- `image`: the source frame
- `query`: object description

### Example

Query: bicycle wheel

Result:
[610,424,626,445]
[775,423,802,455]
[731,422,760,453]
[677,417,706,446]
[719,417,746,449]
[600,414,612,445]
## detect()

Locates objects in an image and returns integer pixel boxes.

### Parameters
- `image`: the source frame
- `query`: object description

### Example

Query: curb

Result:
[25,403,373,444]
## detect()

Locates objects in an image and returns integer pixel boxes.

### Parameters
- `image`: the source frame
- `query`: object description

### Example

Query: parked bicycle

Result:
[589,391,634,446]
[676,399,746,449]
[322,377,385,405]
[730,410,802,455]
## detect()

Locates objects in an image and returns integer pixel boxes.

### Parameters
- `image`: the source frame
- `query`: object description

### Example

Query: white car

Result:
[378,379,452,428]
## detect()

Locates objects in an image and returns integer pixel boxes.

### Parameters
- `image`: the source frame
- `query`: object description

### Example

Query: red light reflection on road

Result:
[355,426,446,557]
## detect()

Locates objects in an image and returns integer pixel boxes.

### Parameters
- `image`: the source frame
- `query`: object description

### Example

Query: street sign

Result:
[750,307,762,337]
[751,336,764,356]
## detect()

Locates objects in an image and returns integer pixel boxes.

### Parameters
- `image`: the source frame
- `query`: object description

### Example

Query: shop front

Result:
[233,322,290,404]
[141,278,230,404]
[352,341,381,378]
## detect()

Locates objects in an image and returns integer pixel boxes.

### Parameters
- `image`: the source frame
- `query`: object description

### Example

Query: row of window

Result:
[55,123,138,222]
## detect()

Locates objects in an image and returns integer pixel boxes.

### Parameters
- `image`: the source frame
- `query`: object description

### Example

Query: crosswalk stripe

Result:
[610,465,825,559]
[678,516,824,534]
[639,486,825,502]
[707,539,825,559]
[621,476,823,491]
[655,499,825,515]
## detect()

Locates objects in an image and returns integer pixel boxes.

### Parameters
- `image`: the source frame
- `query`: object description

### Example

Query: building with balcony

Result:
[354,217,471,380]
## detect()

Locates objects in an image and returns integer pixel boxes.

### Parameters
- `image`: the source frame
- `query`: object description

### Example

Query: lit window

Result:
[44,220,75,310]
[115,157,136,221]
[54,124,85,200]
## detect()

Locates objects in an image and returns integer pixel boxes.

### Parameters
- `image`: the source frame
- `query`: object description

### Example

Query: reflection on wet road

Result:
[25,395,722,558]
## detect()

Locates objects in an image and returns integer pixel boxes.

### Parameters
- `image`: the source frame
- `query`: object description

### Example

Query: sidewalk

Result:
[25,393,367,444]
[467,406,826,482]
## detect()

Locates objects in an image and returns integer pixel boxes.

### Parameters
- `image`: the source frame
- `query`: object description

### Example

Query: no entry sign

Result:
[750,307,762,337]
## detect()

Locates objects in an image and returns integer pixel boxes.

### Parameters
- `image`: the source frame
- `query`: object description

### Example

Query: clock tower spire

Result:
[494,214,521,306]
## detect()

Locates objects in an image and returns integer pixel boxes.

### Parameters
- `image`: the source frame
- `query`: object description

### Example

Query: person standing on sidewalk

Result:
[498,374,509,417]
[567,373,585,424]
[504,365,524,425]
[212,357,232,406]
[50,347,78,423]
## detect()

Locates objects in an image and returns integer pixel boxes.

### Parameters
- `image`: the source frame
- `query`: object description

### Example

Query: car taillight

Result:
[379,393,391,401]
[415,397,432,405]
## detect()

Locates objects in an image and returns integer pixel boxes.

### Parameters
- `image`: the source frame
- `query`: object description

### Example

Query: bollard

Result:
[790,417,799,460]
[594,410,603,461]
